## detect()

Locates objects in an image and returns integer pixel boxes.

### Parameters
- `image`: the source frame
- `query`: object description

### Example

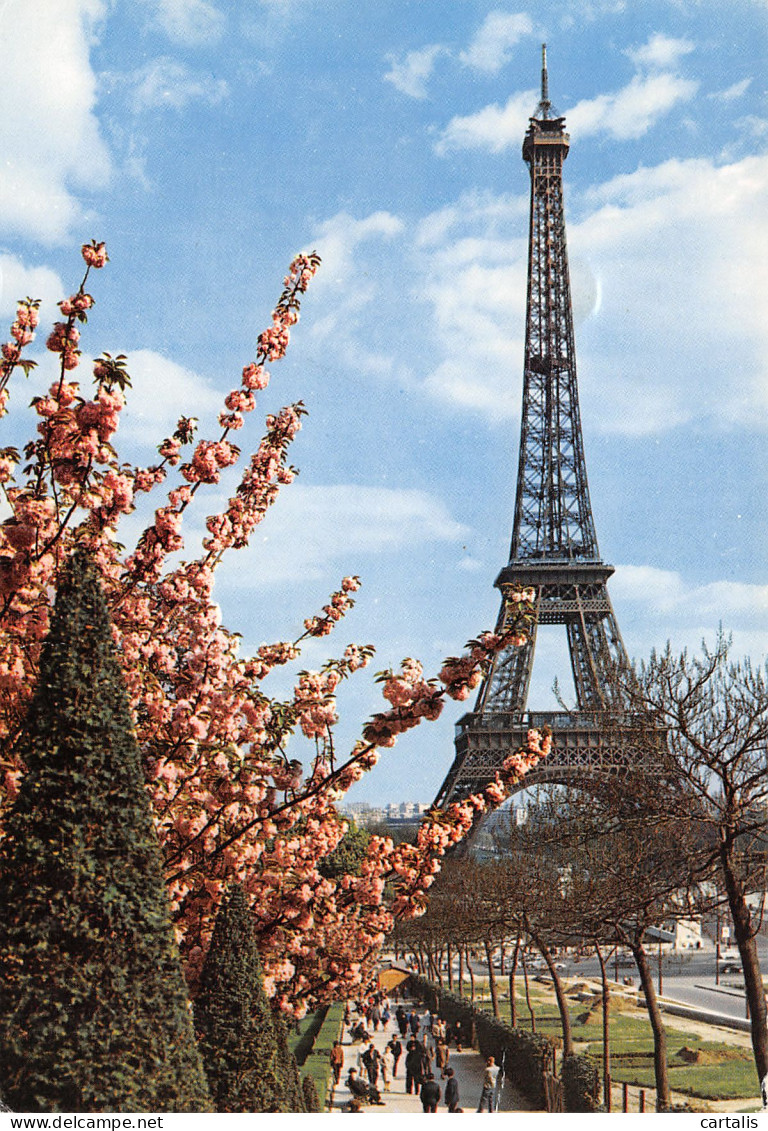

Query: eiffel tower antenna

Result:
[434,51,632,809]
[539,43,551,118]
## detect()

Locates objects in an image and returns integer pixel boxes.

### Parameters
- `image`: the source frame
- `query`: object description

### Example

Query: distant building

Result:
[340,800,430,829]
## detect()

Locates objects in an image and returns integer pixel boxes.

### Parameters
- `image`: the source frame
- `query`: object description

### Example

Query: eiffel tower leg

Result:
[476,616,538,714]
[567,616,605,710]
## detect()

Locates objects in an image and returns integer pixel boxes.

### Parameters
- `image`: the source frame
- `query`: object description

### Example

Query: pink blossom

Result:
[81,240,109,268]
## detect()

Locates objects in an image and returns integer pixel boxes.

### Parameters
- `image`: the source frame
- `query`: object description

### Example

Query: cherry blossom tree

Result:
[0,243,547,1014]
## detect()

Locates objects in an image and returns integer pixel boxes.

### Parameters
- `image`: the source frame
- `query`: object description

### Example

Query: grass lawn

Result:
[471,979,758,1101]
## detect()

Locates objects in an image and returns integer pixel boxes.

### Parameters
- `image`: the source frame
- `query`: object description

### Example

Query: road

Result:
[457,944,768,1025]
[555,948,768,1023]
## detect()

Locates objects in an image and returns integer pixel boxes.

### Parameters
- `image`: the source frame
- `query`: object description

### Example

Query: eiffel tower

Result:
[434,47,632,809]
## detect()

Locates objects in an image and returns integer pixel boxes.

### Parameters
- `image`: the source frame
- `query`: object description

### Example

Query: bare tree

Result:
[624,636,768,1093]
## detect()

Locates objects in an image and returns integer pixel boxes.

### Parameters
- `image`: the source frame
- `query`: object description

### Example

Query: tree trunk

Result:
[521,951,536,1032]
[467,948,475,1002]
[447,942,453,991]
[458,946,464,996]
[631,941,670,1111]
[509,937,521,1027]
[529,928,572,1055]
[720,840,768,1090]
[595,941,611,1111]
[485,940,500,1018]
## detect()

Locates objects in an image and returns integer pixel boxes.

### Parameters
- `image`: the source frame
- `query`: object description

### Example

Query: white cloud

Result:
[150,0,225,46]
[130,59,229,111]
[384,45,444,99]
[311,211,404,286]
[414,191,594,417]
[0,0,111,243]
[459,11,534,74]
[308,156,768,436]
[307,210,409,378]
[626,33,694,70]
[115,349,224,446]
[710,78,751,103]
[611,564,768,664]
[0,256,64,322]
[572,154,768,432]
[525,564,768,708]
[435,89,537,155]
[566,73,698,140]
[436,42,697,154]
[219,483,469,584]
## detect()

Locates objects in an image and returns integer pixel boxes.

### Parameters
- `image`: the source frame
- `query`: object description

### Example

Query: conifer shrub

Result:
[562,1052,600,1112]
[0,550,212,1112]
[194,884,304,1112]
[301,1073,320,1112]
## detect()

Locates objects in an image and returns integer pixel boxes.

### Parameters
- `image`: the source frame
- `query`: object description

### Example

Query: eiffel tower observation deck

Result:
[435,47,634,809]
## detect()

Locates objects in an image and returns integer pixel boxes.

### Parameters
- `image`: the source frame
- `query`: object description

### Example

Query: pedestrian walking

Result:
[405,1039,423,1095]
[381,1047,392,1092]
[409,1010,420,1036]
[435,1037,449,1078]
[362,1042,381,1088]
[330,1040,344,1086]
[386,1035,403,1078]
[444,1067,461,1112]
[477,1056,499,1113]
[420,1072,441,1113]
[396,1004,408,1037]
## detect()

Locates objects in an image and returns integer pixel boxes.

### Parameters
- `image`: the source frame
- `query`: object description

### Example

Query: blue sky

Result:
[1,0,767,805]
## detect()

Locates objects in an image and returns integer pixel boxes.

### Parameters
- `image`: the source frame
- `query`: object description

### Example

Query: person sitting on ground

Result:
[350,1020,369,1043]
[420,1071,441,1113]
[346,1068,385,1106]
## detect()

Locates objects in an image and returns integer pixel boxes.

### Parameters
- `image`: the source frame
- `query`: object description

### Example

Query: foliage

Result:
[194,884,303,1112]
[317,818,371,880]
[0,551,211,1112]
[562,1053,600,1112]
[301,1074,320,1113]
[0,243,543,1016]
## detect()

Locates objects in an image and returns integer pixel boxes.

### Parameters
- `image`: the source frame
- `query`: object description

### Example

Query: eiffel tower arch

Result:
[435,48,638,811]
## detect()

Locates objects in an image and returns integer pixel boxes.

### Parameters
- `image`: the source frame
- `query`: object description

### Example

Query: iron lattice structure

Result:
[435,49,636,809]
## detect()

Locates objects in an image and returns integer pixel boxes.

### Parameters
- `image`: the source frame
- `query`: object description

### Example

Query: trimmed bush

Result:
[194,884,304,1112]
[302,1074,319,1112]
[0,551,212,1112]
[562,1053,600,1112]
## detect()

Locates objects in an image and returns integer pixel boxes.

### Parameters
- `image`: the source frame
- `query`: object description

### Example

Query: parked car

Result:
[719,960,741,974]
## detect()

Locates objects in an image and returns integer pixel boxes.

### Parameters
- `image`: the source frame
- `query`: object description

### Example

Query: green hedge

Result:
[410,974,552,1108]
[299,1001,346,1111]
[562,1053,600,1112]
[410,974,599,1112]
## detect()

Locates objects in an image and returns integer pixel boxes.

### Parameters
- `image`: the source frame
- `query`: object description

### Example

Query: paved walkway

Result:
[328,998,542,1114]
